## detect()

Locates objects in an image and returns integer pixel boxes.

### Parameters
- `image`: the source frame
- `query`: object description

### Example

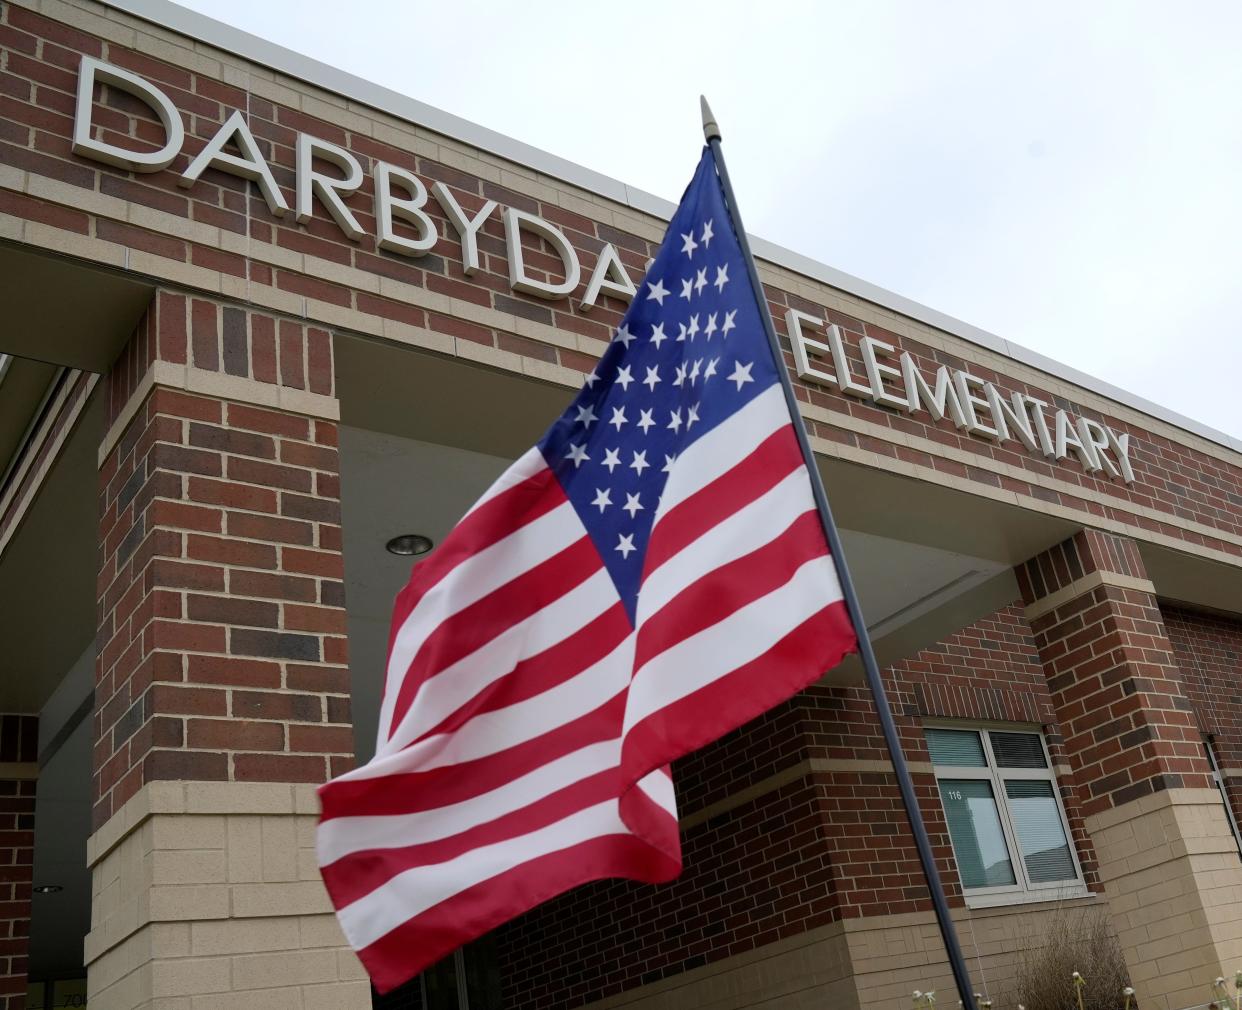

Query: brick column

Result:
[87,293,368,1010]
[0,716,37,1010]
[1018,529,1242,1010]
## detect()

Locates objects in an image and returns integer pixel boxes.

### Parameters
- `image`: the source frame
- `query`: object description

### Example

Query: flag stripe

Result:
[627,554,840,733]
[638,466,820,623]
[643,424,804,576]
[385,517,593,741]
[379,488,574,743]
[351,832,681,995]
[635,509,827,671]
[380,562,619,757]
[622,599,856,784]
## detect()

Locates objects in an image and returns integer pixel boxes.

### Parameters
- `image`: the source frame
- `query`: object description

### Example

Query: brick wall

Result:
[1163,605,1242,823]
[0,716,37,1010]
[1017,530,1213,816]
[3,1,1242,570]
[94,297,351,830]
[495,603,1100,1008]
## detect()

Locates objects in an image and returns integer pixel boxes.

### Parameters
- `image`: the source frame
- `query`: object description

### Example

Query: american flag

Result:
[316,147,858,993]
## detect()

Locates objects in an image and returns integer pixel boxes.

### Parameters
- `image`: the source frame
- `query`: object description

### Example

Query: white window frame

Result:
[419,949,470,1010]
[925,722,1089,909]
[1204,737,1242,859]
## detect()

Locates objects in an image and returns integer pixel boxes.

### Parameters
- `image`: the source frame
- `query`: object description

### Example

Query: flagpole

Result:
[700,96,977,1010]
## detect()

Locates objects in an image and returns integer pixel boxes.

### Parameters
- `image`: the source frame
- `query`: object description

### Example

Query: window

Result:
[1204,737,1242,859]
[372,936,501,1010]
[925,726,1085,906]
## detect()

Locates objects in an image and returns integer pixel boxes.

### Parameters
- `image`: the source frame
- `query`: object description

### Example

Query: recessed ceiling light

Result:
[33,885,62,894]
[386,534,433,556]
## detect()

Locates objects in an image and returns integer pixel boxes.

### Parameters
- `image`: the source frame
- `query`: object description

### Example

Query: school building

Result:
[1,1,1242,1008]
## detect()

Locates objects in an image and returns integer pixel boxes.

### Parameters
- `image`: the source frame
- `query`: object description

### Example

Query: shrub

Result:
[1000,905,1131,1010]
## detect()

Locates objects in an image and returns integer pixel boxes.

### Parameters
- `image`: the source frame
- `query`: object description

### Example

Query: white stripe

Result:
[625,555,840,733]
[376,497,581,744]
[338,799,629,950]
[462,446,546,519]
[378,565,619,758]
[341,631,635,789]
[638,468,817,624]
[318,739,620,865]
[634,767,677,819]
[656,385,789,521]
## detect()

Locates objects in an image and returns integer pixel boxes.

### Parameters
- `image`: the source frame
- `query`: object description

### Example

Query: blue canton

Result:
[538,148,780,623]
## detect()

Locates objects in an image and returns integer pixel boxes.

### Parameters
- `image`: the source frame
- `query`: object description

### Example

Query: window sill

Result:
[963,885,1091,911]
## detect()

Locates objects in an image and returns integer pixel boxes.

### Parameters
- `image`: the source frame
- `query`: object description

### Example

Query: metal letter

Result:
[1055,410,1100,470]
[581,244,637,310]
[900,353,967,428]
[374,162,437,257]
[861,336,911,410]
[953,372,1001,440]
[72,56,183,172]
[503,208,581,299]
[430,181,497,275]
[827,325,872,399]
[786,310,838,387]
[180,110,288,216]
[1078,418,1119,477]
[295,134,365,241]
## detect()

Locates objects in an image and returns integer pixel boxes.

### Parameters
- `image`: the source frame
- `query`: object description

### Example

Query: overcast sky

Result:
[176,0,1242,440]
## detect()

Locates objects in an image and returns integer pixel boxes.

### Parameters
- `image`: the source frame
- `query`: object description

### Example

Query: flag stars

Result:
[629,450,650,475]
[646,278,669,305]
[642,366,661,391]
[662,453,676,474]
[615,533,636,559]
[701,219,714,247]
[623,492,644,518]
[688,358,702,385]
[694,267,708,296]
[727,360,754,390]
[637,408,655,434]
[687,314,700,340]
[673,363,687,387]
[680,231,698,257]
[590,488,612,512]
[668,408,683,433]
[615,365,634,390]
[714,264,729,293]
[583,370,599,388]
[704,313,718,339]
[565,443,590,467]
[686,403,701,429]
[649,323,668,348]
[609,406,628,431]
[601,448,621,472]
[722,310,737,337]
[575,403,598,427]
[614,325,636,348]
[704,357,720,381]
[680,277,694,301]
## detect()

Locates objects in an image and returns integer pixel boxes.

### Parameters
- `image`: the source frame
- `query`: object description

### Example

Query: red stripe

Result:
[356,832,681,994]
[319,693,624,822]
[379,467,564,716]
[643,425,803,576]
[419,601,631,742]
[387,535,602,738]
[321,766,623,908]
[386,466,563,635]
[621,599,856,797]
[634,510,828,671]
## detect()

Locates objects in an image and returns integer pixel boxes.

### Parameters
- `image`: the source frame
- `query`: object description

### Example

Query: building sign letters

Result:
[70,56,1136,484]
